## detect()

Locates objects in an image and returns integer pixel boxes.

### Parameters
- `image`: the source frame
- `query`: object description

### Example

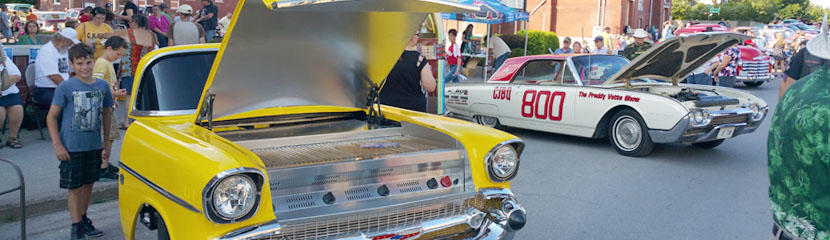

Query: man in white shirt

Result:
[592,36,609,54]
[33,28,79,107]
[488,35,511,71]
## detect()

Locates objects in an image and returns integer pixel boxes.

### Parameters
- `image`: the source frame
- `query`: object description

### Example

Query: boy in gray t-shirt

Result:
[46,43,113,239]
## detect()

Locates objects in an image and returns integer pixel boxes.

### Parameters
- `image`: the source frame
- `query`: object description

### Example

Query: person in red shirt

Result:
[78,7,92,23]
[445,29,461,83]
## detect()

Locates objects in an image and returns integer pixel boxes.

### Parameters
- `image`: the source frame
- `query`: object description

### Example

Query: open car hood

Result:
[604,32,751,85]
[196,0,476,121]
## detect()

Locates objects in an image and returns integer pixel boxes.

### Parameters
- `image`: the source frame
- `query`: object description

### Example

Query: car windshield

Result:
[571,55,665,85]
[134,52,216,112]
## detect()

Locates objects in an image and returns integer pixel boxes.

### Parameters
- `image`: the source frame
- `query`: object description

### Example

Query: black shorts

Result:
[59,149,103,189]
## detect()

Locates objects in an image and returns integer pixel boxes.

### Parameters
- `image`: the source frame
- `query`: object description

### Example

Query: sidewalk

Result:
[0,104,130,222]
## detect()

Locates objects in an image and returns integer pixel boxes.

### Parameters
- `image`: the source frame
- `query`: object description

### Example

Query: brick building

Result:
[524,0,671,38]
[36,0,237,20]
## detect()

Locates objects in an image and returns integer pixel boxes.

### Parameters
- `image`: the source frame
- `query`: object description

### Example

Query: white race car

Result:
[445,33,768,156]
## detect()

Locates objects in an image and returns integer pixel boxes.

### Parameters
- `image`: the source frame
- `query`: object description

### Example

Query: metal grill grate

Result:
[252,136,445,168]
[254,195,484,240]
[711,114,748,125]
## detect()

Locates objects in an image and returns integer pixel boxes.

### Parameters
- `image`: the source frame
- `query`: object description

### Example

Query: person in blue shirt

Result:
[554,37,573,54]
[46,43,114,240]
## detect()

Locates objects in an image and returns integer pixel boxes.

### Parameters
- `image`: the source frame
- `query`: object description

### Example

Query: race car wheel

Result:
[692,139,725,149]
[744,82,763,88]
[609,109,654,157]
[475,115,502,128]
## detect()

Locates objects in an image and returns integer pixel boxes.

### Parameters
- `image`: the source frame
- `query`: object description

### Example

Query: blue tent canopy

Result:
[441,0,529,24]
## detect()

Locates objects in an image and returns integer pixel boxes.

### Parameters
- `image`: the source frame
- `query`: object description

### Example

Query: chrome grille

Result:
[254,195,484,240]
[711,114,748,125]
[741,61,770,75]
[251,136,444,168]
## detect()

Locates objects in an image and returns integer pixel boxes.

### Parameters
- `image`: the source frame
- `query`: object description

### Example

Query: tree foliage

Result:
[671,0,830,23]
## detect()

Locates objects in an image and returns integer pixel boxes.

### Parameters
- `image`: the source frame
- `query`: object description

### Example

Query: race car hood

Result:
[604,32,751,85]
[196,0,476,121]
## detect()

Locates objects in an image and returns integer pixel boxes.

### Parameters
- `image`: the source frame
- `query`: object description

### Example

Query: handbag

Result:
[0,69,11,91]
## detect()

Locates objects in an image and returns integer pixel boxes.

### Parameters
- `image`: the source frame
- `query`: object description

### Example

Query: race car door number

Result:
[716,127,735,139]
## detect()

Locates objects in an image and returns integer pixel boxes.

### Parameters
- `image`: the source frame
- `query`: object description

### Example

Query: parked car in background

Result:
[677,27,774,87]
[35,11,66,32]
[781,19,799,24]
[118,1,528,239]
[6,3,32,18]
[65,8,82,21]
[446,33,768,157]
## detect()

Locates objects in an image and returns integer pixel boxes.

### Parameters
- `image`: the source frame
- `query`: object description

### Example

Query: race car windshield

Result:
[571,55,664,85]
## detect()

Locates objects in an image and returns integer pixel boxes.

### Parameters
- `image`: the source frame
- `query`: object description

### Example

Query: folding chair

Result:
[23,64,44,140]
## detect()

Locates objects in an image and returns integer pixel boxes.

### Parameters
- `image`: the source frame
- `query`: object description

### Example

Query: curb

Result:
[0,182,119,222]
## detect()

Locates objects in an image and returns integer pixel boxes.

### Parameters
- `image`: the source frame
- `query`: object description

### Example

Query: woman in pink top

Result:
[148,5,170,47]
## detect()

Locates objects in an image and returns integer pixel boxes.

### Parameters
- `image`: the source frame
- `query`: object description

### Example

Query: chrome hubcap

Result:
[477,116,498,127]
[614,116,641,151]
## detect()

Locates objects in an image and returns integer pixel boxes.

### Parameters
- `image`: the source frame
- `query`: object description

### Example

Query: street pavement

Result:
[1,73,780,239]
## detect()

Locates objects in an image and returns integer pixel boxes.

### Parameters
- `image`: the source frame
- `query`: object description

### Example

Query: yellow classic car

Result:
[118,0,527,239]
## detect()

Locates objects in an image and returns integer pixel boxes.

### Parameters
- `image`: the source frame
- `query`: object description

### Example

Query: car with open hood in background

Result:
[675,26,774,87]
[117,0,528,239]
[445,33,768,157]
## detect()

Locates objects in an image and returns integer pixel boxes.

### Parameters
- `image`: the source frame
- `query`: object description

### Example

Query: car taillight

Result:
[737,65,742,73]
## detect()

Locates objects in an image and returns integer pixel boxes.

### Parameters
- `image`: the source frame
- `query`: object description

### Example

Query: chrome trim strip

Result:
[484,139,525,182]
[119,163,201,213]
[202,167,265,224]
[130,109,198,117]
[129,47,219,118]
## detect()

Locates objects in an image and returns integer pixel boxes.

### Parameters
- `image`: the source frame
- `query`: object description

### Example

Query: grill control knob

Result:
[440,176,452,187]
[322,192,336,205]
[426,178,438,189]
[377,185,390,196]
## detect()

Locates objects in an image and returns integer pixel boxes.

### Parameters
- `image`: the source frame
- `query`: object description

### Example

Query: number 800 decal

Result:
[521,90,566,121]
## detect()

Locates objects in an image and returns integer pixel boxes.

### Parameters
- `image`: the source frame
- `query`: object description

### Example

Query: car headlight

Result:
[749,104,764,121]
[688,110,711,127]
[203,169,263,223]
[486,142,521,181]
[211,175,256,219]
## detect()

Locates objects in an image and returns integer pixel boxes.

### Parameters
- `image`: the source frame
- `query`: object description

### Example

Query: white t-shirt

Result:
[693,57,719,75]
[594,46,609,54]
[1,55,22,96]
[34,42,70,88]
[490,36,511,57]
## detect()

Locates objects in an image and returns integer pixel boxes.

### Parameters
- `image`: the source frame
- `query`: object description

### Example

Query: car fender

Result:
[380,106,521,190]
[574,88,689,135]
[471,103,500,118]
[119,119,275,238]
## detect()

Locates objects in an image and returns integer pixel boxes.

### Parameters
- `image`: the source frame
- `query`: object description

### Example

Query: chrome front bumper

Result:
[217,188,525,240]
[736,74,774,82]
[649,107,767,144]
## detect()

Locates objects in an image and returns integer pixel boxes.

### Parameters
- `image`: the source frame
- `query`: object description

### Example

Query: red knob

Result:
[440,176,452,187]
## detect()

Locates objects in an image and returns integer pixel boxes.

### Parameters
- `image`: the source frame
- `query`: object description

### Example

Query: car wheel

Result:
[744,82,763,88]
[691,139,725,149]
[475,115,501,128]
[609,109,654,157]
[155,212,170,240]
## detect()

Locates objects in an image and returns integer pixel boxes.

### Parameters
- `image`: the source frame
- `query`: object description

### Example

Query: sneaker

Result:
[98,168,118,182]
[71,222,86,240]
[82,217,104,238]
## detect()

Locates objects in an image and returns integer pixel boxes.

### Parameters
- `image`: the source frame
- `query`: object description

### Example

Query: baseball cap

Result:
[563,37,571,43]
[594,36,604,42]
[58,28,81,44]
[177,4,193,14]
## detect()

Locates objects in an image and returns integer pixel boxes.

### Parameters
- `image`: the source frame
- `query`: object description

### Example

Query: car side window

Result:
[513,60,561,85]
[134,52,217,112]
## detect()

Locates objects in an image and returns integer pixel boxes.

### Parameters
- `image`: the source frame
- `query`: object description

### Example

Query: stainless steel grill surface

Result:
[254,194,483,240]
[251,136,444,168]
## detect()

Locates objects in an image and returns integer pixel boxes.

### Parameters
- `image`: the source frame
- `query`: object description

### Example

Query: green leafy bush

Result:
[515,30,559,55]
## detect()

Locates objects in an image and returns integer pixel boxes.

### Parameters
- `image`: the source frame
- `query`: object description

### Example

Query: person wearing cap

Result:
[33,28,79,108]
[0,5,12,43]
[621,29,652,60]
[554,37,573,54]
[592,35,609,54]
[767,16,830,240]
[167,4,206,46]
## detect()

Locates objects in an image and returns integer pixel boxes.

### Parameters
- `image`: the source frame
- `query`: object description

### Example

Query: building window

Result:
[215,0,222,3]
[54,0,60,5]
